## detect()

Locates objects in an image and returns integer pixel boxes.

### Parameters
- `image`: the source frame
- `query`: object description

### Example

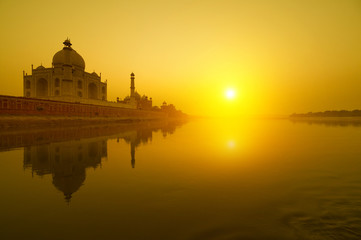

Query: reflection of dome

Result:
[52,173,85,203]
[52,41,85,69]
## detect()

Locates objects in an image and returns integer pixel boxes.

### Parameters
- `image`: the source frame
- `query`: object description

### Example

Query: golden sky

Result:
[0,0,360,116]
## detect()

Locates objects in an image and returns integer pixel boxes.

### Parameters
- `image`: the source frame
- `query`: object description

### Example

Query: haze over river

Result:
[1,119,361,240]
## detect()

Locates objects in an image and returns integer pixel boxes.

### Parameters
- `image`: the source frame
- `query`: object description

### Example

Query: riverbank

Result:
[289,116,361,127]
[0,115,167,129]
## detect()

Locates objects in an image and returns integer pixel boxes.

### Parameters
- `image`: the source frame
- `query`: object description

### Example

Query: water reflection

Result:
[2,119,361,239]
[227,140,236,149]
[1,120,186,202]
[24,139,106,202]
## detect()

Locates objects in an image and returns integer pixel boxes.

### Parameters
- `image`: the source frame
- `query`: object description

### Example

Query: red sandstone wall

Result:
[0,95,166,118]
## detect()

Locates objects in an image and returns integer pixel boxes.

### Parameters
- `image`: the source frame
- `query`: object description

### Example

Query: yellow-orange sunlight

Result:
[225,88,236,100]
[0,1,360,117]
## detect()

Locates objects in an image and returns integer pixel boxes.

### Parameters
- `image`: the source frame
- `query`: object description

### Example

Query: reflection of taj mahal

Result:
[24,139,107,202]
[19,121,183,203]
[23,39,107,102]
[22,131,153,202]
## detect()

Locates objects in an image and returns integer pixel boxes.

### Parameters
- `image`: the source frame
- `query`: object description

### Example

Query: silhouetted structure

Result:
[117,73,153,110]
[290,110,361,118]
[23,39,107,102]
[20,39,161,111]
[0,39,186,118]
[161,101,185,118]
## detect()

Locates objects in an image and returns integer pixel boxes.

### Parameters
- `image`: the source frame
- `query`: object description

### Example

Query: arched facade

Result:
[25,80,31,89]
[23,39,107,102]
[36,78,48,97]
[88,83,98,99]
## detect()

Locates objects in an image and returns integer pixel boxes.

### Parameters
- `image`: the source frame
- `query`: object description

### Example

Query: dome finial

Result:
[63,38,72,47]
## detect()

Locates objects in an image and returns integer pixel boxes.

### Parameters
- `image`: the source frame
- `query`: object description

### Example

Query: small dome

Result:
[52,40,85,69]
[134,91,141,100]
[36,65,45,70]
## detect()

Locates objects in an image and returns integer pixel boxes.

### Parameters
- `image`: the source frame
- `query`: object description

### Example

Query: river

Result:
[0,118,360,239]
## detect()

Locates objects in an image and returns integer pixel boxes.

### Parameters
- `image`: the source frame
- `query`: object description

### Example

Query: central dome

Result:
[52,40,85,69]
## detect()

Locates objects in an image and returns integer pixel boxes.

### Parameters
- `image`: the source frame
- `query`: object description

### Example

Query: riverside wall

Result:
[0,95,165,119]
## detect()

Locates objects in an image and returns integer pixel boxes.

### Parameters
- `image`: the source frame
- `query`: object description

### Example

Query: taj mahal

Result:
[22,39,152,110]
[23,39,107,101]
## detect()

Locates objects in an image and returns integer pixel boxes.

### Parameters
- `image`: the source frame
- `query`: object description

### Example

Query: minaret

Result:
[130,72,135,97]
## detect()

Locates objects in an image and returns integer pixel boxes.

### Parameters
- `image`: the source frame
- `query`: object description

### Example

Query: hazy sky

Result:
[0,0,360,116]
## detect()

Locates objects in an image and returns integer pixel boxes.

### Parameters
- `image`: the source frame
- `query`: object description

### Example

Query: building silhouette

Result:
[23,39,107,102]
[21,39,159,112]
[117,72,153,110]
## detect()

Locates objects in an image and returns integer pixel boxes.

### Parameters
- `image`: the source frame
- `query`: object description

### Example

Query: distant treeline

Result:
[290,110,361,118]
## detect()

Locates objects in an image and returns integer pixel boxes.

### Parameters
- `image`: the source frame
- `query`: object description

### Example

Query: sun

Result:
[225,88,236,100]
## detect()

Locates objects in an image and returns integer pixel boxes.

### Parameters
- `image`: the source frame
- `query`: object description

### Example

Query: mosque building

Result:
[22,39,156,111]
[23,39,107,103]
[117,72,153,110]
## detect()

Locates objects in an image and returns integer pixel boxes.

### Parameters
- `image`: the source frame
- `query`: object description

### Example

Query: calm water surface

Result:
[1,119,361,240]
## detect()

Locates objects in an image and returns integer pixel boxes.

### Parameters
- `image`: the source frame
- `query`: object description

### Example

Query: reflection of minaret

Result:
[117,122,183,169]
[130,142,135,168]
[130,72,135,97]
